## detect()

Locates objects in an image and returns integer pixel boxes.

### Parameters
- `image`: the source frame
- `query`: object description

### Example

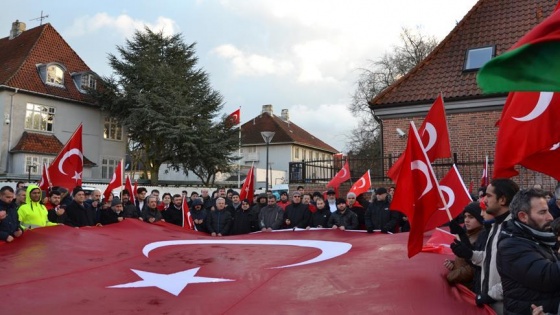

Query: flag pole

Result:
[237,106,242,189]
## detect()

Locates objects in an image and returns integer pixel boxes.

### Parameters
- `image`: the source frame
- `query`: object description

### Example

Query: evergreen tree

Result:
[92,27,238,185]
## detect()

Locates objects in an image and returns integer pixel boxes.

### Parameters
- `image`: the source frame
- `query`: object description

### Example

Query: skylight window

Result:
[464,46,495,71]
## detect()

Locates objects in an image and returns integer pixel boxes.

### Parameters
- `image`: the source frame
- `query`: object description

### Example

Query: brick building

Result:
[369,0,558,191]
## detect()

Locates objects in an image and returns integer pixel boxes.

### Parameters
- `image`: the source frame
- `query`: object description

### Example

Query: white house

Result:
[0,21,126,183]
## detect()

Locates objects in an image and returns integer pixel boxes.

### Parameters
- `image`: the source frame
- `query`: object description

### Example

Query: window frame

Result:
[24,155,53,175]
[46,64,65,86]
[103,117,123,141]
[101,157,120,179]
[463,45,495,71]
[25,103,56,132]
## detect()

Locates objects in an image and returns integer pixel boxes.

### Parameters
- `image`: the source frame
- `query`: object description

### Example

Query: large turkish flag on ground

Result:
[1,220,492,314]
[48,123,83,191]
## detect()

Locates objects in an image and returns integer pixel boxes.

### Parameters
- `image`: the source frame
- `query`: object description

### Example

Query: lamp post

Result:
[27,163,37,182]
[261,131,275,192]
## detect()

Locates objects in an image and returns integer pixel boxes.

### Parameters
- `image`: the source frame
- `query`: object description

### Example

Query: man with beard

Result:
[226,191,242,217]
[100,197,125,225]
[121,189,141,220]
[497,189,560,315]
[258,195,284,232]
[0,186,23,242]
[310,197,331,228]
[276,191,291,210]
[451,178,519,314]
[283,192,311,229]
[162,194,183,226]
[142,196,164,223]
[65,186,99,227]
[46,189,67,224]
[328,198,358,230]
[191,199,208,233]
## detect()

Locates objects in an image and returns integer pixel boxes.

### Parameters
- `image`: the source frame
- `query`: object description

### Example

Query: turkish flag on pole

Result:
[480,156,489,187]
[239,165,255,202]
[48,123,83,191]
[388,94,451,181]
[348,170,371,196]
[227,108,241,126]
[103,161,123,201]
[182,196,196,230]
[493,91,560,180]
[326,160,351,188]
[38,163,51,191]
[391,122,445,258]
[425,165,472,231]
[124,175,135,205]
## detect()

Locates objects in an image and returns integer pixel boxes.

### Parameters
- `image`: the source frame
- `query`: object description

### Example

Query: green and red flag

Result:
[477,3,560,93]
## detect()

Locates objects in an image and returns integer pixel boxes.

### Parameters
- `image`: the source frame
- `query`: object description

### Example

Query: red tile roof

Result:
[11,131,96,166]
[369,0,555,107]
[0,23,97,105]
[241,113,338,153]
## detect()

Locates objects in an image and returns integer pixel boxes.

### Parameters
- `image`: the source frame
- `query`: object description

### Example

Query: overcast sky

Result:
[2,0,478,151]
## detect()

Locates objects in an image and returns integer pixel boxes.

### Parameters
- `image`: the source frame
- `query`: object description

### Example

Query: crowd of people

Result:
[1,180,560,314]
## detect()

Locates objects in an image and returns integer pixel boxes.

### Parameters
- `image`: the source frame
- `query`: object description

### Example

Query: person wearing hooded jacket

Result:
[18,184,57,229]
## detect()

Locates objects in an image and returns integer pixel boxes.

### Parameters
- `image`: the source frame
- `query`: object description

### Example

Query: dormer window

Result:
[37,63,66,87]
[47,64,64,85]
[464,46,495,71]
[72,72,97,93]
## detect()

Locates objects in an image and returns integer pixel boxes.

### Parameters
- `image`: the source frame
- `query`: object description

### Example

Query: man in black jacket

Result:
[283,192,311,229]
[365,187,398,233]
[497,189,560,315]
[207,197,232,236]
[65,186,98,227]
[0,186,23,242]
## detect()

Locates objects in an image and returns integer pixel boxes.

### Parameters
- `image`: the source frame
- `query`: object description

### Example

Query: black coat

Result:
[0,199,22,241]
[497,220,560,315]
[206,209,233,235]
[365,199,398,232]
[327,209,358,230]
[162,205,183,226]
[283,202,311,229]
[310,207,331,228]
[231,208,258,235]
[100,209,124,225]
[65,201,97,227]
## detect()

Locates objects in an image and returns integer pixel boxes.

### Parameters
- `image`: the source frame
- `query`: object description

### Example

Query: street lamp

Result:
[261,131,275,192]
[27,163,37,182]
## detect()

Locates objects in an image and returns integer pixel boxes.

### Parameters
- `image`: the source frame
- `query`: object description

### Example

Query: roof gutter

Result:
[0,85,98,107]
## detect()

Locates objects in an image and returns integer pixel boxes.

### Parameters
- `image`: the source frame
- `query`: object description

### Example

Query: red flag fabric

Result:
[0,220,491,314]
[38,163,51,191]
[480,156,489,187]
[425,165,473,231]
[388,94,451,181]
[493,91,560,180]
[103,161,123,201]
[132,180,138,204]
[326,160,351,188]
[348,170,371,196]
[240,165,254,202]
[227,108,241,126]
[422,228,456,255]
[125,175,135,205]
[182,196,195,230]
[391,122,444,258]
[47,124,83,191]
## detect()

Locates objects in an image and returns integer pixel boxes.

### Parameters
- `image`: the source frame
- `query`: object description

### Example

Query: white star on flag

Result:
[108,267,234,296]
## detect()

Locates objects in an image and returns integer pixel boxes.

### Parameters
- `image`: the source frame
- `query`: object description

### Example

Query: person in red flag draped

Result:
[451,178,519,313]
[444,202,484,292]
[328,198,358,230]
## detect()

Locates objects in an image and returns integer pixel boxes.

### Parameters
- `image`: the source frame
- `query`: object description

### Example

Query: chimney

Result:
[261,104,273,116]
[9,20,26,40]
[281,109,290,121]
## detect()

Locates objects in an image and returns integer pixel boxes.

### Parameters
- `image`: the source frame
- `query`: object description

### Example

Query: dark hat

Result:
[190,191,199,196]
[281,191,289,196]
[327,189,336,195]
[336,198,346,205]
[192,199,203,207]
[111,197,122,207]
[312,191,323,198]
[72,186,84,197]
[463,202,484,224]
[376,187,388,195]
[292,191,301,197]
[257,193,268,201]
[231,191,240,196]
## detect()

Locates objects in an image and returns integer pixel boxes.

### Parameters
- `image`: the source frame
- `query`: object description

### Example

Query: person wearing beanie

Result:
[365,187,398,233]
[100,197,125,225]
[444,202,484,291]
[65,186,99,227]
[327,197,358,230]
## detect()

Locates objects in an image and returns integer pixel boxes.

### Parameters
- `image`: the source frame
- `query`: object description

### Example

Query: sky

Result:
[2,0,478,152]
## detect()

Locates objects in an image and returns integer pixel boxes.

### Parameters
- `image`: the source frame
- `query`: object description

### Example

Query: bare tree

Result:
[347,27,439,160]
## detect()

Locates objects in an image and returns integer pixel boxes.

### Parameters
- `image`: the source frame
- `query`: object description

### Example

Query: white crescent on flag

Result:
[354,178,366,189]
[438,185,455,211]
[513,91,553,122]
[58,148,83,175]
[338,167,347,178]
[422,122,437,152]
[411,160,432,198]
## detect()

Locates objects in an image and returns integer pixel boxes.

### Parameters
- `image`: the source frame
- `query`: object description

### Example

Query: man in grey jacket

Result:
[258,195,284,232]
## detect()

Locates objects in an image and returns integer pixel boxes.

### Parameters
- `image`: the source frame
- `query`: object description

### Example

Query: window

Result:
[464,46,495,71]
[302,149,307,161]
[295,148,300,159]
[104,117,123,141]
[101,158,119,179]
[80,74,97,90]
[25,155,53,175]
[25,103,55,132]
[46,64,64,85]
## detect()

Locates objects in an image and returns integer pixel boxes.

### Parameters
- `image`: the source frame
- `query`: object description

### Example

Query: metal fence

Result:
[289,153,558,192]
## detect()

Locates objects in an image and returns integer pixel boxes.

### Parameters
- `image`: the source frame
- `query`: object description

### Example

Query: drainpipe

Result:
[6,88,18,174]
[372,109,384,181]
